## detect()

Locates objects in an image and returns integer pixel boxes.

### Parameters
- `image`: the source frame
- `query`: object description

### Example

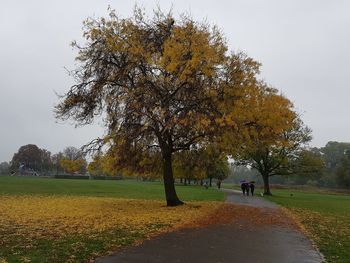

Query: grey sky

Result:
[0,0,349,162]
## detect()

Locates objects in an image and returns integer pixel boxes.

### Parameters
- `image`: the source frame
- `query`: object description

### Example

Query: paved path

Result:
[223,189,279,208]
[95,189,324,263]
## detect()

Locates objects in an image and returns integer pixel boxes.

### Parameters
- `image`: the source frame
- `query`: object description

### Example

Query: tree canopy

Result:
[55,7,264,206]
[10,144,52,173]
[227,87,312,194]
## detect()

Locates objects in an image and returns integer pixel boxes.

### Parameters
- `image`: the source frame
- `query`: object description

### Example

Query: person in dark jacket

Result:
[241,182,246,195]
[216,179,222,189]
[245,183,250,196]
[249,183,255,196]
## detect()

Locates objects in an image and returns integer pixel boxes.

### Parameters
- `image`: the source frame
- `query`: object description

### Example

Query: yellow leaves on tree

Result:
[55,6,304,205]
[221,84,312,195]
[60,159,86,174]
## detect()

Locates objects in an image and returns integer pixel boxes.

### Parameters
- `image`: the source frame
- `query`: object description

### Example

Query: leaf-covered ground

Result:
[0,195,221,263]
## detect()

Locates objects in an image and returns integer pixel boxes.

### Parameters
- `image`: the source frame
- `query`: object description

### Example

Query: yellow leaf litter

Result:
[0,196,221,242]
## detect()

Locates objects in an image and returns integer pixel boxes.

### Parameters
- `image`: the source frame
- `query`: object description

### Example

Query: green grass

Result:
[265,189,350,263]
[221,182,241,190]
[265,189,350,215]
[0,176,224,201]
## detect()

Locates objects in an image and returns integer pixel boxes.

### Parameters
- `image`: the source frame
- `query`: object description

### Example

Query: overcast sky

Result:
[0,0,349,162]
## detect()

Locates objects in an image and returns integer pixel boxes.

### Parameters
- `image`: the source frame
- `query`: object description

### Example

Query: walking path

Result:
[95,189,324,263]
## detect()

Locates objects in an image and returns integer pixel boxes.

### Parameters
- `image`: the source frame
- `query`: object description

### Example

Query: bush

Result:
[53,174,89,180]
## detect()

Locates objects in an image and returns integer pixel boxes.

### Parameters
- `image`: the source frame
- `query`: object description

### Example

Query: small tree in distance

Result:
[229,87,312,195]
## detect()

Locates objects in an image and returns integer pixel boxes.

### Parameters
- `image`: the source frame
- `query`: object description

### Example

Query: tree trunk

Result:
[209,177,212,187]
[262,173,272,195]
[162,153,184,206]
[180,178,183,184]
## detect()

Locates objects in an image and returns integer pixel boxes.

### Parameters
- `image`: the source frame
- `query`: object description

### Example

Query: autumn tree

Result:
[60,159,86,174]
[59,146,87,174]
[10,144,53,173]
[201,146,230,186]
[229,87,311,195]
[55,8,261,206]
[173,149,206,184]
[87,155,105,176]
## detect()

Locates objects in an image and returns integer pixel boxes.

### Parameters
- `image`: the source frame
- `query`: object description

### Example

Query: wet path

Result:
[95,189,324,263]
[223,188,279,208]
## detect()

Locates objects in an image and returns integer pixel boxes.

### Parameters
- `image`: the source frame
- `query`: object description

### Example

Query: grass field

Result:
[0,176,225,201]
[265,189,350,263]
[0,176,224,263]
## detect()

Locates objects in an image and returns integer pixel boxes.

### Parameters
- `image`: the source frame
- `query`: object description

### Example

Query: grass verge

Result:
[265,189,350,263]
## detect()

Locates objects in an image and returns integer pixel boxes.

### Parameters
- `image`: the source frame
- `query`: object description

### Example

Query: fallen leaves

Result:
[190,203,296,229]
[0,195,221,260]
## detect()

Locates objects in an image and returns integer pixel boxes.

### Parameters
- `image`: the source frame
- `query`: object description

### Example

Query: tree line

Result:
[0,144,87,175]
[228,141,350,190]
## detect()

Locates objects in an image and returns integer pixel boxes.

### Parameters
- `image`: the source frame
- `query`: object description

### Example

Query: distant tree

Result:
[227,165,262,184]
[10,144,49,172]
[51,152,64,174]
[55,7,261,206]
[336,151,350,189]
[62,146,84,161]
[230,88,312,195]
[60,159,87,174]
[0,162,10,175]
[200,146,229,186]
[87,155,105,176]
[173,149,206,184]
[289,148,325,185]
[40,149,53,172]
[321,142,350,171]
[59,146,87,174]
[173,146,229,186]
[319,142,350,188]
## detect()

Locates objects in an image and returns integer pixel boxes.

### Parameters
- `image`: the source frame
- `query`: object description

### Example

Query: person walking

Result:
[216,179,222,189]
[249,182,255,196]
[246,183,250,196]
[241,182,246,195]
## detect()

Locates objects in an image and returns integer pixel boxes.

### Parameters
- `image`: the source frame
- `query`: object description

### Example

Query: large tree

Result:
[55,8,260,206]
